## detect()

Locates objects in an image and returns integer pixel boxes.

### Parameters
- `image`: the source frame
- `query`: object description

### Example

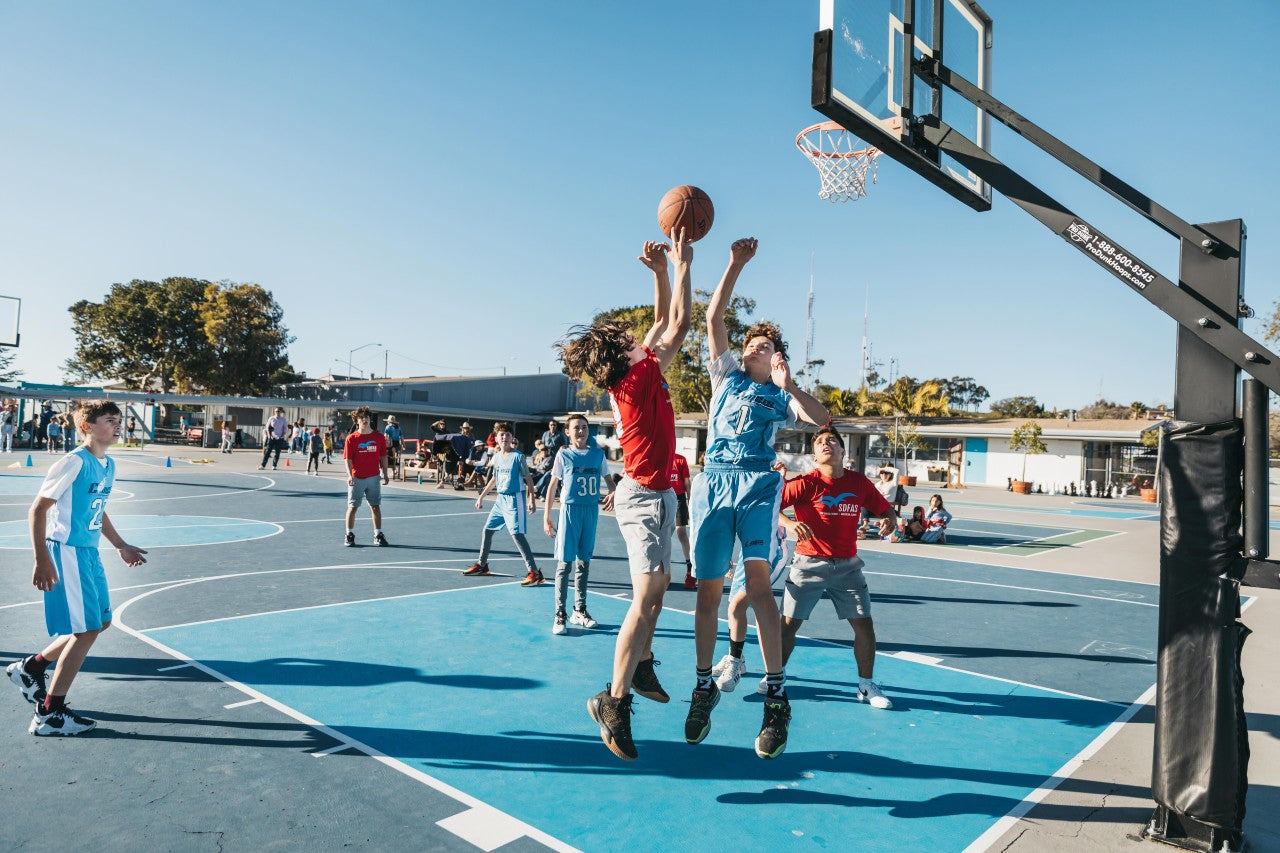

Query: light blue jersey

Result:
[704,351,799,470]
[38,446,115,548]
[551,445,609,505]
[490,450,528,495]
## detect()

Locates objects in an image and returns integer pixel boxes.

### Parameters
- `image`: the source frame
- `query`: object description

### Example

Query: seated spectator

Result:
[901,506,926,541]
[464,441,491,489]
[920,494,952,544]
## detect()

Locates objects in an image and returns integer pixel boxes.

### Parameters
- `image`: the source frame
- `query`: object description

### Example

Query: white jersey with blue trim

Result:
[552,445,610,505]
[491,450,528,495]
[38,446,115,547]
[705,351,801,468]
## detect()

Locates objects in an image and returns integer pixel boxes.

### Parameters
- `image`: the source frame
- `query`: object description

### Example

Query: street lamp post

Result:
[347,342,381,379]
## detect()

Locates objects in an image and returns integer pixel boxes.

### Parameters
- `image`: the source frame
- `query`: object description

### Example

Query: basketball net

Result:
[795,121,889,203]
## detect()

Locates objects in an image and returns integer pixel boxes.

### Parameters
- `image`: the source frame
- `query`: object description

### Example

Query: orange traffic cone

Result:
[284,458,291,467]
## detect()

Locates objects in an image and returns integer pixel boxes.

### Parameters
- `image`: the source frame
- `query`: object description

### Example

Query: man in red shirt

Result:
[342,406,390,547]
[671,451,694,589]
[558,229,693,761]
[778,426,898,708]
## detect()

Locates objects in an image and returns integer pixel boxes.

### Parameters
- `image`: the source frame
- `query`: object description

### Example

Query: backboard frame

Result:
[0,296,19,348]
[812,0,993,212]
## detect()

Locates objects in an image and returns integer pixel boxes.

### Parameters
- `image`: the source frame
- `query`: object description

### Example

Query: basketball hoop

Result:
[795,119,901,203]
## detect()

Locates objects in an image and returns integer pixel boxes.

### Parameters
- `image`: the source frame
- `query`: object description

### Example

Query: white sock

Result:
[374,528,382,536]
[860,676,875,690]
[346,528,354,535]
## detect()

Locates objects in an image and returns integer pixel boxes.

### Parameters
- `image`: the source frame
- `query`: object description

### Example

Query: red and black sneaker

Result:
[462,563,490,576]
[521,570,545,586]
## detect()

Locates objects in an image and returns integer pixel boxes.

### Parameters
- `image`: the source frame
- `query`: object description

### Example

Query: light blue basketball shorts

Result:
[691,467,785,581]
[43,540,111,635]
[555,502,599,563]
[485,493,527,535]
[728,526,791,598]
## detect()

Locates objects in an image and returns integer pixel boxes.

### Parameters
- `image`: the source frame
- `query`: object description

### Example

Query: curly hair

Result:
[350,405,373,422]
[556,320,636,390]
[77,400,122,431]
[741,320,788,361]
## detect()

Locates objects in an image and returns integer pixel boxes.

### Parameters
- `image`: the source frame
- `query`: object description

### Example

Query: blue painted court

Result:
[137,550,1157,852]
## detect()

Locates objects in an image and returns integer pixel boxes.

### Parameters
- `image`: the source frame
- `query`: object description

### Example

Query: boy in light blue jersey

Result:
[7,401,148,736]
[685,238,831,760]
[465,422,544,585]
[542,413,612,635]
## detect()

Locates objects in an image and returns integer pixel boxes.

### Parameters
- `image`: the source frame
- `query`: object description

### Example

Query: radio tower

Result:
[803,253,816,391]
[860,286,870,388]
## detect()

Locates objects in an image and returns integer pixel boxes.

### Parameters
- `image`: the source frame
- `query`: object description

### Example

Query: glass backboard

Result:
[0,296,19,347]
[814,0,992,211]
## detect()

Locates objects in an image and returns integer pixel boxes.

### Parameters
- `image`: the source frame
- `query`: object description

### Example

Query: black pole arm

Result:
[913,115,1280,395]
[914,56,1234,259]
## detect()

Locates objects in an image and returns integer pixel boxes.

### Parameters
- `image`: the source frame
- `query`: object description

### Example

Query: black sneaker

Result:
[755,696,792,759]
[684,683,720,744]
[29,704,97,737]
[632,656,669,703]
[344,532,356,547]
[587,687,636,761]
[373,532,389,547]
[7,658,47,705]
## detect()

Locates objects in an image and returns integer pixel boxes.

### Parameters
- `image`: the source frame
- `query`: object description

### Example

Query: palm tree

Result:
[873,377,951,417]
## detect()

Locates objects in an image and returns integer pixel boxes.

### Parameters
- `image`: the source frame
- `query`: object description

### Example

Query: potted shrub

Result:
[885,419,922,486]
[1009,421,1047,494]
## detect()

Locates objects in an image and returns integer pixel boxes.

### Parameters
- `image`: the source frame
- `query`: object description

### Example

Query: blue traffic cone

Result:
[165,456,172,468]
[24,454,33,467]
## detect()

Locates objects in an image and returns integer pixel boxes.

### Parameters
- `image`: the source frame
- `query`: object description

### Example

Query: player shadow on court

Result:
[875,640,1154,666]
[942,532,1071,550]
[871,592,1077,608]
[78,654,540,692]
[85,710,347,751]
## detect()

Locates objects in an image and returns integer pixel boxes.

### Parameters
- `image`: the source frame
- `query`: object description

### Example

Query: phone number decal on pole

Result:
[1062,219,1157,291]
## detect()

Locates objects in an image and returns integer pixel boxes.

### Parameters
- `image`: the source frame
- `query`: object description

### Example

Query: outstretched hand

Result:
[729,237,758,266]
[669,227,693,265]
[770,352,792,389]
[637,240,670,272]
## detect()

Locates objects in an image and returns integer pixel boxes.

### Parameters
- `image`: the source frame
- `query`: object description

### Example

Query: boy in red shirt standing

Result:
[778,426,898,708]
[671,451,694,589]
[558,229,693,761]
[342,406,390,547]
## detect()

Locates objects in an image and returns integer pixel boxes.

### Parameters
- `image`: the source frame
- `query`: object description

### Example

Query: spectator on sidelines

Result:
[126,415,137,445]
[38,402,53,449]
[1,401,16,453]
[221,422,234,454]
[920,494,952,544]
[259,407,289,470]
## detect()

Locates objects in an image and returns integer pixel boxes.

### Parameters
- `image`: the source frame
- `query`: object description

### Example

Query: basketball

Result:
[656,185,714,242]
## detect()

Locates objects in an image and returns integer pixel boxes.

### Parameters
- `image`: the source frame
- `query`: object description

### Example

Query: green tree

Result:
[872,376,951,417]
[199,282,295,395]
[939,376,989,412]
[65,277,211,392]
[0,348,21,382]
[990,395,1046,418]
[1009,420,1048,482]
[580,290,756,414]
[885,418,924,471]
[65,277,295,394]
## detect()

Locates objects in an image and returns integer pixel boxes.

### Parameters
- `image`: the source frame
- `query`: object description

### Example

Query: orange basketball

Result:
[656,185,714,242]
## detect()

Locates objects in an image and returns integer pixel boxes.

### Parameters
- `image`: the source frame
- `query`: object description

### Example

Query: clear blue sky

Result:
[3,1,1277,410]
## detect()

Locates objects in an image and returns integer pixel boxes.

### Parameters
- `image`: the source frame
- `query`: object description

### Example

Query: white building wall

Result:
[982,438,1083,487]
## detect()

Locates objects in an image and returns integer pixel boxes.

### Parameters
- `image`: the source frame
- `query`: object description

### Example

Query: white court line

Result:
[964,681,1157,852]
[145,582,520,633]
[111,581,580,853]
[311,743,352,758]
[275,510,481,525]
[863,570,1159,607]
[114,472,278,503]
[224,698,261,709]
[857,535,1151,587]
[156,662,194,672]
[968,587,1264,850]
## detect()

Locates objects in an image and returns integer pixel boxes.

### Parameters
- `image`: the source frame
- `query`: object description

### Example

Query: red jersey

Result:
[343,430,387,479]
[782,468,890,559]
[609,348,675,491]
[669,452,690,495]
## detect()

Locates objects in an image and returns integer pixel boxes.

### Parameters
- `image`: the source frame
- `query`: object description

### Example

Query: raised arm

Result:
[707,238,758,361]
[637,240,671,351]
[650,229,694,373]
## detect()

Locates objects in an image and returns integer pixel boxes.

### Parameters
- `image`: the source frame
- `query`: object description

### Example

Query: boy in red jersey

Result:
[558,229,693,761]
[778,426,898,708]
[671,451,695,589]
[342,406,390,547]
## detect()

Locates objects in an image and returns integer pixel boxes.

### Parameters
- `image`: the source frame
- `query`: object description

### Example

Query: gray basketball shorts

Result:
[783,553,872,620]
[613,476,676,575]
[348,475,383,509]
